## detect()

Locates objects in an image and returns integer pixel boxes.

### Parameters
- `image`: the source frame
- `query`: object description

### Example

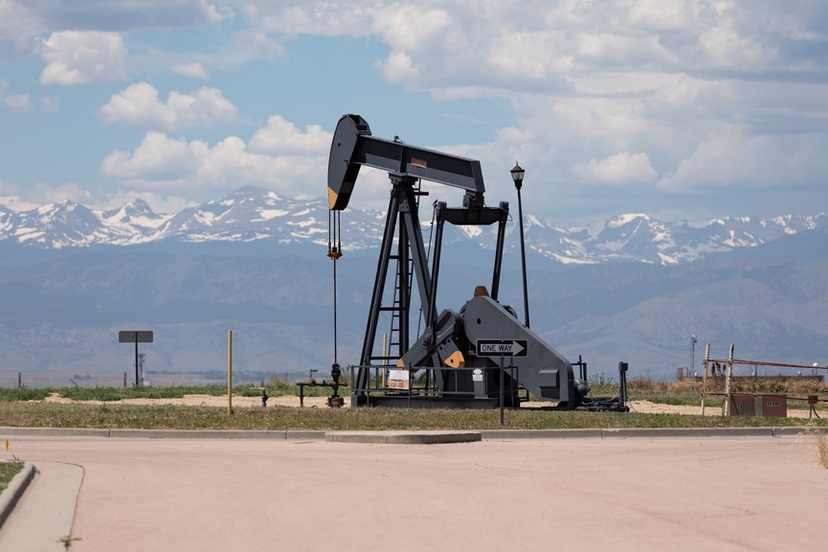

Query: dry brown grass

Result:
[815,431,828,468]
[802,424,828,468]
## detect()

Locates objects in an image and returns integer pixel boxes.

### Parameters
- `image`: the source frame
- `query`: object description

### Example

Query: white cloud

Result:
[98,82,238,131]
[4,93,33,111]
[657,124,828,192]
[99,116,329,197]
[172,63,210,80]
[573,152,657,185]
[0,177,192,215]
[0,179,94,211]
[40,95,60,112]
[2,89,60,112]
[376,51,420,85]
[1,1,827,225]
[248,115,331,155]
[39,31,128,86]
[0,1,45,61]
[100,132,201,183]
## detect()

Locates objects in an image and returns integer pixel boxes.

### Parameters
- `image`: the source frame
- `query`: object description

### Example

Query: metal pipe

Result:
[515,179,530,327]
[724,344,734,416]
[701,343,711,415]
[228,330,233,415]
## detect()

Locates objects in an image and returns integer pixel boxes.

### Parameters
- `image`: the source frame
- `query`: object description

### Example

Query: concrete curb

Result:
[0,462,35,529]
[325,430,482,444]
[2,426,826,441]
[481,429,604,439]
[0,427,328,440]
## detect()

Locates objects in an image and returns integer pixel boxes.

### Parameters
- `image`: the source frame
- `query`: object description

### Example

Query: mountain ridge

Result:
[1,187,826,381]
[1,185,825,266]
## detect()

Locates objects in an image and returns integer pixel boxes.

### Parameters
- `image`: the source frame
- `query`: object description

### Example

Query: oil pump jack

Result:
[327,114,627,411]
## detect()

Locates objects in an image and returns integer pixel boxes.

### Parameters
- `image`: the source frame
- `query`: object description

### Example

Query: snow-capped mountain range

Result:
[1,185,825,265]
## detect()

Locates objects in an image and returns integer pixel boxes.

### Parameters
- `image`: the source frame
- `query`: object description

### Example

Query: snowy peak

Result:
[0,186,825,264]
[5,200,102,249]
[157,186,329,244]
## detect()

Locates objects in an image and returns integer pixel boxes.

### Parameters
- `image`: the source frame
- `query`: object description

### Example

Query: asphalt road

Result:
[1,434,826,551]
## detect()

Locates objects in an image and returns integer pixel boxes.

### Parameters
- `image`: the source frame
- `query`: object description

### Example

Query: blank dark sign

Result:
[118,331,154,343]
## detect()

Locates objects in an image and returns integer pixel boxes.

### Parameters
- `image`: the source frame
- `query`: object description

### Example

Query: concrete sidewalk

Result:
[0,462,82,551]
[1,431,827,551]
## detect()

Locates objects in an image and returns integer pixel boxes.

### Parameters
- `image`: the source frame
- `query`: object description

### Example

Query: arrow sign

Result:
[476,339,528,357]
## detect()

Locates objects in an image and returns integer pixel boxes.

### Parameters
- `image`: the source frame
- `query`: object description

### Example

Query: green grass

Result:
[0,401,825,431]
[0,388,53,402]
[3,380,340,403]
[0,461,24,493]
[0,376,825,431]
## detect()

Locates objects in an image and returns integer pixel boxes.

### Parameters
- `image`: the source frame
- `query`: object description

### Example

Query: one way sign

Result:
[476,339,528,357]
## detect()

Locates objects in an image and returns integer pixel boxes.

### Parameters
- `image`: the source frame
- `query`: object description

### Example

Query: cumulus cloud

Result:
[657,125,828,193]
[99,115,330,197]
[98,82,238,131]
[0,179,94,211]
[248,115,331,155]
[0,177,192,215]
[1,77,60,112]
[39,31,128,85]
[573,152,658,185]
[4,93,34,111]
[0,1,46,60]
[2,1,827,223]
[171,63,210,80]
[100,132,201,183]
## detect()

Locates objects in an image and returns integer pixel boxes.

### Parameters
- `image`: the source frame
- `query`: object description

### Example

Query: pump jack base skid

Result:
[355,395,499,409]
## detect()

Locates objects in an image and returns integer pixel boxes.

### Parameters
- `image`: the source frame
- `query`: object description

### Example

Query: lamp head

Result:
[510,162,525,190]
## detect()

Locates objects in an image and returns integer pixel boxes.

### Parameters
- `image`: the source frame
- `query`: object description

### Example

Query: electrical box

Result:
[756,394,787,418]
[724,394,756,416]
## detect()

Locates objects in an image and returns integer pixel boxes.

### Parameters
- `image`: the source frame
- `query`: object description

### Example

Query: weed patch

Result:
[0,461,24,494]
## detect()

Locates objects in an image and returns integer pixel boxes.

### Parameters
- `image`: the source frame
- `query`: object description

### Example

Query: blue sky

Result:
[0,0,826,226]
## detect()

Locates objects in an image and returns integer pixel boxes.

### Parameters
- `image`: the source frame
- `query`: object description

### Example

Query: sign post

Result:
[476,339,528,425]
[118,331,153,386]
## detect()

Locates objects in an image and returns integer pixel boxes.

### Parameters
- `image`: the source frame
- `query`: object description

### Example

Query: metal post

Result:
[514,178,530,328]
[134,336,139,387]
[500,357,505,426]
[724,344,734,416]
[228,330,233,415]
[701,344,710,415]
[691,334,697,375]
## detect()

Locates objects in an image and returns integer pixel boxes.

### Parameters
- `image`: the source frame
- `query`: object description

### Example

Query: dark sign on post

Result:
[119,331,154,386]
[119,331,154,343]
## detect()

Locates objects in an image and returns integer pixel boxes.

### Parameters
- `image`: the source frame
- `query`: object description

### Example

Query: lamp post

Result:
[511,162,530,329]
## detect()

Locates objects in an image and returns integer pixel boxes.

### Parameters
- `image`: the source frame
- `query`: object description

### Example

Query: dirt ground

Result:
[40,393,818,418]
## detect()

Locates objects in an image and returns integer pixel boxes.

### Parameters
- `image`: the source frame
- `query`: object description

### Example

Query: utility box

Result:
[725,394,756,416]
[756,394,787,418]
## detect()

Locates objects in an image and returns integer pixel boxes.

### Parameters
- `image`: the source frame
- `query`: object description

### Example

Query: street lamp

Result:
[511,162,530,328]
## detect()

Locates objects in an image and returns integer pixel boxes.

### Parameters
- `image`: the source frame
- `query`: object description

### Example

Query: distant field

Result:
[0,370,279,389]
[0,376,825,431]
